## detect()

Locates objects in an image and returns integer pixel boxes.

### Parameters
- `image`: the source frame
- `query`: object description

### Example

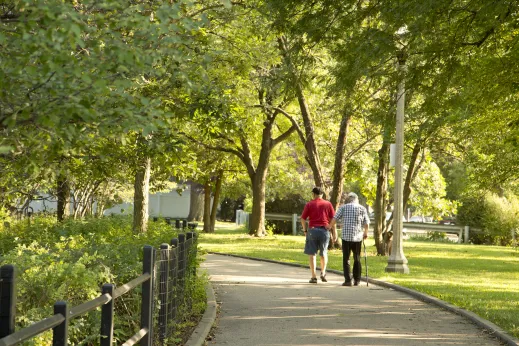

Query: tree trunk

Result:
[203,181,211,233]
[295,83,327,191]
[187,181,205,221]
[209,170,224,232]
[133,157,151,234]
[249,171,267,237]
[57,175,70,222]
[374,142,390,255]
[330,113,352,209]
[403,140,423,212]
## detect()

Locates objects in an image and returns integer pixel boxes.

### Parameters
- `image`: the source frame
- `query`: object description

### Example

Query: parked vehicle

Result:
[369,212,407,222]
[409,215,425,223]
[439,216,457,225]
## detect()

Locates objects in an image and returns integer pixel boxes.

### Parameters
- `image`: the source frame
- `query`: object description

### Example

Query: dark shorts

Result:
[304,227,331,256]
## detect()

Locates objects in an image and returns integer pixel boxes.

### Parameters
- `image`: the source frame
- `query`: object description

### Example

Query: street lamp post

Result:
[386,51,410,274]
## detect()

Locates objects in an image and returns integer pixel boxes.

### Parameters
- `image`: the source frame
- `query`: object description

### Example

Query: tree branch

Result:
[182,133,245,162]
[188,1,247,18]
[273,107,306,144]
[345,134,378,160]
[272,124,297,147]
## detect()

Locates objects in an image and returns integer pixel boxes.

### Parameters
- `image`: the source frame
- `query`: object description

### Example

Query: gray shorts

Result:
[304,227,331,256]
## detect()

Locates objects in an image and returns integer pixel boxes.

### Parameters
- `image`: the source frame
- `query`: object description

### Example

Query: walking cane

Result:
[363,239,368,287]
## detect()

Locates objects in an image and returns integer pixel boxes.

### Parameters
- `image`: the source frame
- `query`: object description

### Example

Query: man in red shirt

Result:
[301,187,337,283]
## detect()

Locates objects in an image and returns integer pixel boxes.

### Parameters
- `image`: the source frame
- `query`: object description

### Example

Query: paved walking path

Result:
[191,253,515,346]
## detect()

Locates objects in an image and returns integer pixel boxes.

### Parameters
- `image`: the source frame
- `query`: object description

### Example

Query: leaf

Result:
[220,0,232,9]
[0,146,13,154]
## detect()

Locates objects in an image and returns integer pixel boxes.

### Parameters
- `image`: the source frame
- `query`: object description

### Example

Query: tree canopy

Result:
[1,0,519,241]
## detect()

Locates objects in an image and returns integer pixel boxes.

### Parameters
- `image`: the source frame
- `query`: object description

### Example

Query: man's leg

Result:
[320,253,328,280]
[319,229,330,280]
[352,241,362,285]
[309,255,317,279]
[342,239,352,283]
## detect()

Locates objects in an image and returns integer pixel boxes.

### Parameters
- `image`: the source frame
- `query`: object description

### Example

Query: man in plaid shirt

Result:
[327,192,369,286]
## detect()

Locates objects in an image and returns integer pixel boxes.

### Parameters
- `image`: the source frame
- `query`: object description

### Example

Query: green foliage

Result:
[0,0,210,218]
[0,215,204,345]
[457,197,484,229]
[218,196,245,222]
[265,194,307,234]
[426,231,449,242]
[458,193,519,246]
[408,156,458,219]
[266,194,307,214]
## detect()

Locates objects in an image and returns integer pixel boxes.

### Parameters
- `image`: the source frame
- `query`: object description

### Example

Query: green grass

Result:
[199,222,519,339]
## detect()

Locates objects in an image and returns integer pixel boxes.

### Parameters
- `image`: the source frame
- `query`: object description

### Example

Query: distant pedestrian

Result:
[301,187,337,283]
[327,192,369,286]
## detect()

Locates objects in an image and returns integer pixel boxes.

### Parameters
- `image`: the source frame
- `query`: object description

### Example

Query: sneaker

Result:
[320,273,327,282]
[354,281,360,286]
[309,277,318,284]
[342,281,352,286]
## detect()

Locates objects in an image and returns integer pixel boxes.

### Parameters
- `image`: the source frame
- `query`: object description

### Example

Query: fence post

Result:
[158,244,170,344]
[187,232,197,277]
[245,212,250,231]
[53,301,68,346]
[512,229,516,248]
[292,214,298,235]
[186,232,195,310]
[170,238,179,322]
[182,220,187,229]
[464,226,470,244]
[178,234,186,303]
[141,245,155,346]
[100,284,114,346]
[175,219,181,229]
[0,265,16,338]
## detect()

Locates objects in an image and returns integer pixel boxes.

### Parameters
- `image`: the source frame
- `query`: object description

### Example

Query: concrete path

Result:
[200,254,506,346]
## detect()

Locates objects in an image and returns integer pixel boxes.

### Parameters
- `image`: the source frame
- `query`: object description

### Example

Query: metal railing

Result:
[0,232,198,346]
[236,210,474,242]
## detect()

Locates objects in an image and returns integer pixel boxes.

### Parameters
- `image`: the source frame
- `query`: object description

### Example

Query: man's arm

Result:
[363,208,369,239]
[327,219,338,243]
[301,217,307,235]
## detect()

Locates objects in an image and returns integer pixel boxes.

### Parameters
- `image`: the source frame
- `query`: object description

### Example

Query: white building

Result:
[103,189,191,219]
[24,189,191,219]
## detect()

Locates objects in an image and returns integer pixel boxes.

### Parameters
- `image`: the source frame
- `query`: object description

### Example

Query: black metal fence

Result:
[0,232,198,346]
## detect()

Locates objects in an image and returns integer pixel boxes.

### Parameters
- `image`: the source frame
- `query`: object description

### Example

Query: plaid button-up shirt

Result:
[334,202,370,242]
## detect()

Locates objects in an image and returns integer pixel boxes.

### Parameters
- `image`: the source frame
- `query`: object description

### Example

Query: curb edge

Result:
[185,278,217,346]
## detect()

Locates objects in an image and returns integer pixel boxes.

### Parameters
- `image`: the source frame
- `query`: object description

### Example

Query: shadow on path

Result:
[201,254,506,346]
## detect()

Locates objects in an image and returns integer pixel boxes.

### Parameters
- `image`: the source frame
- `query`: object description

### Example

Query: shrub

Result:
[427,231,449,242]
[458,194,519,245]
[265,194,307,235]
[0,215,203,345]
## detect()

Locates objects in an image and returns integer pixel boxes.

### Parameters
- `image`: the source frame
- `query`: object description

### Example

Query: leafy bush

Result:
[265,194,307,235]
[0,215,204,345]
[218,196,245,222]
[426,231,450,242]
[457,194,519,245]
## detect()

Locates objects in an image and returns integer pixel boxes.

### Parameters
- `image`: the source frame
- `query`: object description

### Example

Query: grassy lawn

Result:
[198,222,519,339]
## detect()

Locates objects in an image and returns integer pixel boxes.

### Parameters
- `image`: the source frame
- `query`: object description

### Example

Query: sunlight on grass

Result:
[199,221,519,339]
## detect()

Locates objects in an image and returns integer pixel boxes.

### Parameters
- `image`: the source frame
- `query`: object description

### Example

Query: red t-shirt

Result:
[301,198,335,228]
